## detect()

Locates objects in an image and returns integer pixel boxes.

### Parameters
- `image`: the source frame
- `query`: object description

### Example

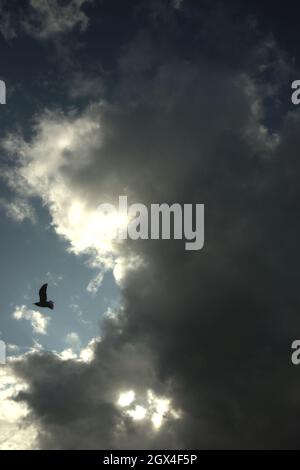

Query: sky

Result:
[1,0,300,450]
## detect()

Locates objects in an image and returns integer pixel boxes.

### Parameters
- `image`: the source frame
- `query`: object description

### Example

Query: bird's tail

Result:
[48,301,54,310]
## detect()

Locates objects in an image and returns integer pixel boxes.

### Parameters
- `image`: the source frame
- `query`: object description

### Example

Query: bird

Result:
[33,283,54,310]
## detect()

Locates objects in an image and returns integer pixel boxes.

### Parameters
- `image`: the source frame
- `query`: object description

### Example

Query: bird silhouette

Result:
[33,283,54,310]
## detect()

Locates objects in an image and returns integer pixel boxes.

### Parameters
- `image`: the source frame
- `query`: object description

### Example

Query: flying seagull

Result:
[33,283,54,310]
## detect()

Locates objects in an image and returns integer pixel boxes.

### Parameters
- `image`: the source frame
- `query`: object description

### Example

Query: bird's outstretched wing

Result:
[39,284,48,303]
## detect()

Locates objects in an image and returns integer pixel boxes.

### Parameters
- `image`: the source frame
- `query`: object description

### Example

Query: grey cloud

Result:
[67,72,104,100]
[13,329,179,449]
[0,1,16,40]
[0,0,92,41]
[23,0,91,39]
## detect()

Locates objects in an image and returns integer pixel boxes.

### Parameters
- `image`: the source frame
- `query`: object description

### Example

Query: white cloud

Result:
[0,198,36,223]
[58,348,78,361]
[87,271,104,294]
[65,332,81,350]
[127,405,146,420]
[79,340,96,362]
[12,305,50,335]
[59,336,98,363]
[118,390,135,407]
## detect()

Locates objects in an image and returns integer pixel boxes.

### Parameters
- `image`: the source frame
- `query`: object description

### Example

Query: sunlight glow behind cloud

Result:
[0,367,38,450]
[117,389,181,430]
[1,110,139,285]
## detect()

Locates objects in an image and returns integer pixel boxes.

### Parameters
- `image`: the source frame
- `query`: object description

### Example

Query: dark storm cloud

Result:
[0,1,16,40]
[8,1,300,449]
[13,320,180,449]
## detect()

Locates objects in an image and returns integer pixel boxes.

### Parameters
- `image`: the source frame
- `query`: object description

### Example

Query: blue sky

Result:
[0,197,120,354]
